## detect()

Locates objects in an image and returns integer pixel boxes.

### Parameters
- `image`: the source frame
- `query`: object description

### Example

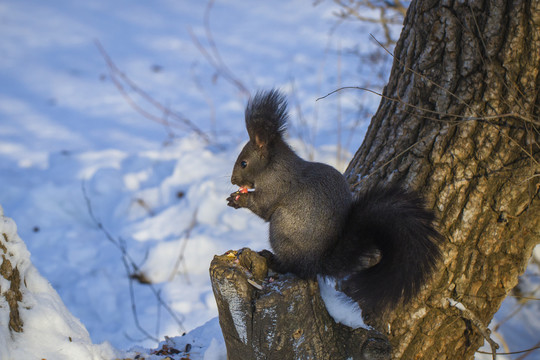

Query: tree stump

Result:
[209,248,391,360]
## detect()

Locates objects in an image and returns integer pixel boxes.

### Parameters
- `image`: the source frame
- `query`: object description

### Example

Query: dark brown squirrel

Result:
[227,89,442,312]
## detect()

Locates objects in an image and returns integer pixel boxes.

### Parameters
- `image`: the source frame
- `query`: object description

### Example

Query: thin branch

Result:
[332,0,406,45]
[318,86,540,172]
[155,288,162,340]
[336,41,343,167]
[82,182,186,341]
[317,86,540,127]
[168,208,198,282]
[288,79,315,160]
[123,255,159,342]
[369,34,477,112]
[515,340,540,360]
[191,63,217,138]
[493,284,540,332]
[203,0,249,97]
[447,298,499,360]
[369,34,540,129]
[95,40,211,144]
[476,341,540,357]
[187,0,250,98]
[367,34,540,172]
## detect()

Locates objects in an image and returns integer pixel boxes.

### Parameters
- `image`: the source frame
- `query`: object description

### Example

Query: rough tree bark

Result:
[344,0,540,358]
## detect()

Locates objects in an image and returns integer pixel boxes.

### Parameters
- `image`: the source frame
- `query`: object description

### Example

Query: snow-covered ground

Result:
[0,1,538,359]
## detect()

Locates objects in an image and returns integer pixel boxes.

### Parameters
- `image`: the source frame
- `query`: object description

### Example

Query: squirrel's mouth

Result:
[232,180,255,190]
[238,185,255,193]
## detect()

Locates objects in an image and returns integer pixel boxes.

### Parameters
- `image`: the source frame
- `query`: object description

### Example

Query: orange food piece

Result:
[235,187,249,201]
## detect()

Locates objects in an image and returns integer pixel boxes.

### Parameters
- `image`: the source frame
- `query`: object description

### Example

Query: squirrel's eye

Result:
[240,160,247,168]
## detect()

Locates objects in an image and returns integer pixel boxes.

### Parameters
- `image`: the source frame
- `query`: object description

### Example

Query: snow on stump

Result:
[0,205,118,359]
[209,248,391,360]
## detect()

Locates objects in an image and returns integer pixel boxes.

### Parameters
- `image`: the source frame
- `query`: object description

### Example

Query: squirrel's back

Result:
[267,158,352,278]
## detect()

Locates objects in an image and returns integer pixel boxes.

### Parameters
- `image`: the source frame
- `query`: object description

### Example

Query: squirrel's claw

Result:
[226,193,240,208]
[227,191,248,208]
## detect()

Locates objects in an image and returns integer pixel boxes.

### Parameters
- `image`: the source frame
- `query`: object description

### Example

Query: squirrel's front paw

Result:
[227,191,248,208]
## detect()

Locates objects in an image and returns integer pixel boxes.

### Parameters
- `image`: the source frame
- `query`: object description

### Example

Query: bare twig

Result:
[336,41,343,167]
[168,208,198,282]
[124,256,158,342]
[187,0,250,98]
[95,40,211,144]
[446,298,499,360]
[515,340,540,359]
[317,86,540,127]
[287,80,316,161]
[155,289,162,340]
[331,0,407,45]
[367,34,540,174]
[191,63,217,138]
[476,341,540,358]
[493,284,540,332]
[369,34,540,129]
[82,182,186,341]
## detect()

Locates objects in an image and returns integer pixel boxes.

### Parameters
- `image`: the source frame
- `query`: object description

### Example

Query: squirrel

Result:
[226,89,443,313]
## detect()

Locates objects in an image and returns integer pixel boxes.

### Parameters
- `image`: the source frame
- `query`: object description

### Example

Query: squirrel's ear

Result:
[245,89,288,148]
[254,135,272,158]
[254,135,266,149]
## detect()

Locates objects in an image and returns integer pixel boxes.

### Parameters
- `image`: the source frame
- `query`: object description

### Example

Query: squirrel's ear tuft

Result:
[245,89,288,148]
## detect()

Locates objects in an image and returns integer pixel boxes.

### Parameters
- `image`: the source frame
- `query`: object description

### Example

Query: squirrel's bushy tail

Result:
[325,187,443,311]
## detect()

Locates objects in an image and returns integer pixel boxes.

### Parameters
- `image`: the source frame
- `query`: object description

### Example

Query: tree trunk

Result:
[344,0,540,358]
[210,249,392,360]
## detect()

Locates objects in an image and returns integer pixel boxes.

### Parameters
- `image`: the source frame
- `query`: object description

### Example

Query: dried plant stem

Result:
[82,182,185,342]
[95,40,211,144]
